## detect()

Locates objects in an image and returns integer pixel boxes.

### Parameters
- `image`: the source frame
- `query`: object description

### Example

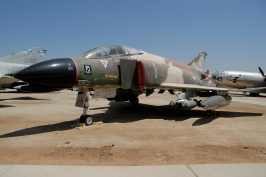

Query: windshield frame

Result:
[80,46,143,59]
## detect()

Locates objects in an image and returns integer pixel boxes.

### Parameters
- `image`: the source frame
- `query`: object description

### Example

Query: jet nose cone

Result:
[14,58,77,88]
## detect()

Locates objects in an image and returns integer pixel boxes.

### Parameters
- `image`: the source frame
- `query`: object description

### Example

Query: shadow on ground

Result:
[0,120,76,138]
[0,101,263,138]
[0,96,47,102]
[0,96,48,108]
[92,101,263,126]
[0,104,15,108]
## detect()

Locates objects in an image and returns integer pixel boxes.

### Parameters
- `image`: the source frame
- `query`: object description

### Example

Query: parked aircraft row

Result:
[1,46,264,125]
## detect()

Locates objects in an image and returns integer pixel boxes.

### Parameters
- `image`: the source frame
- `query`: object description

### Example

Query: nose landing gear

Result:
[80,114,93,126]
[76,90,93,126]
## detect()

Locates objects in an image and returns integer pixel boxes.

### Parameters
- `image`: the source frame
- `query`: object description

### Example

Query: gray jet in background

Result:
[0,48,47,91]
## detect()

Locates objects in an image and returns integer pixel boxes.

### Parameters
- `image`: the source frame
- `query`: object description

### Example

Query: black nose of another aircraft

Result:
[14,58,77,88]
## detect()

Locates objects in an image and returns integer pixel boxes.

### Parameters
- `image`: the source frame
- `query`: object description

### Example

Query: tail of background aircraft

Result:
[0,47,47,64]
[188,52,207,71]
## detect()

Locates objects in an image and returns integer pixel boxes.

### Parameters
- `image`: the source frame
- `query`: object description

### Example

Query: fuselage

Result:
[0,63,29,89]
[212,70,265,89]
[0,48,46,89]
[0,62,28,76]
[14,46,205,92]
[73,46,203,90]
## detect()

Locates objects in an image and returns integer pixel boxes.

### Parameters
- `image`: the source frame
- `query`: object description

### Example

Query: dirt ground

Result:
[0,90,266,166]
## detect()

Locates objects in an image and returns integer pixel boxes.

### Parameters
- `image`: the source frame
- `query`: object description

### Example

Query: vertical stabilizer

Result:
[0,48,47,64]
[202,69,213,85]
[205,69,211,77]
[188,52,207,71]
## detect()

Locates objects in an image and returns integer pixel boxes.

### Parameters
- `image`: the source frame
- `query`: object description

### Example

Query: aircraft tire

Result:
[84,115,93,126]
[79,115,85,123]
[130,96,139,106]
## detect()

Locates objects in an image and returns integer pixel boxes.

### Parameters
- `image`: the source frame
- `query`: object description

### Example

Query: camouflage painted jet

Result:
[212,67,266,96]
[0,48,46,91]
[15,45,231,125]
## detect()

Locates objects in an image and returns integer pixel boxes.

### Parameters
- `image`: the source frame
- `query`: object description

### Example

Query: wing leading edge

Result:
[159,83,228,92]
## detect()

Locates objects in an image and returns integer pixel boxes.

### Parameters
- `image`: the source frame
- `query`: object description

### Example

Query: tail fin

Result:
[188,52,207,70]
[203,69,212,82]
[205,69,211,77]
[0,47,47,64]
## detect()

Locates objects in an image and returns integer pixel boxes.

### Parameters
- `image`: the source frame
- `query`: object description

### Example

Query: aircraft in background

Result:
[15,45,231,125]
[0,48,46,91]
[212,67,266,96]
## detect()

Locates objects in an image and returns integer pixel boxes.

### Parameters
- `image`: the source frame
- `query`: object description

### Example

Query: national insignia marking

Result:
[100,60,108,68]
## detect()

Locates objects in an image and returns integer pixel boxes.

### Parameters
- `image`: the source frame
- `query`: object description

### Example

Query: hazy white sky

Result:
[1,0,266,72]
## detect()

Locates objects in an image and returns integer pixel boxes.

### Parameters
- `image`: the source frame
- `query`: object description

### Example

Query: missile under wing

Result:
[15,45,231,125]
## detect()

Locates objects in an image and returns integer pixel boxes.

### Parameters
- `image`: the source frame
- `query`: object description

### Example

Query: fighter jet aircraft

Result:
[15,45,231,125]
[212,67,266,96]
[0,47,46,91]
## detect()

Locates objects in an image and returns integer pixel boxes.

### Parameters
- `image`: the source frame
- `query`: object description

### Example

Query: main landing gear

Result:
[129,95,139,106]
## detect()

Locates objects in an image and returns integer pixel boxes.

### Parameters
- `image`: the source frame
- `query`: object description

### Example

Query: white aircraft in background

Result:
[0,48,46,91]
[212,67,266,96]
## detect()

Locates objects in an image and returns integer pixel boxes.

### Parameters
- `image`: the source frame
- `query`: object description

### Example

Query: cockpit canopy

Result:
[80,46,144,59]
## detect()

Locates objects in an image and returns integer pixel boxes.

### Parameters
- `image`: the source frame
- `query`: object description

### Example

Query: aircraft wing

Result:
[159,83,228,92]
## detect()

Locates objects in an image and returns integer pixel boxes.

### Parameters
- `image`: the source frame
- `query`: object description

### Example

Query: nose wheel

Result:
[80,105,93,126]
[80,115,93,126]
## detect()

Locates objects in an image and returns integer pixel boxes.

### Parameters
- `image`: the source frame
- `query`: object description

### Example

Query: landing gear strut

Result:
[77,90,93,126]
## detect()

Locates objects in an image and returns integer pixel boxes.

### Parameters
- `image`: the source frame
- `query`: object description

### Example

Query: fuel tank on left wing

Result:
[200,95,232,110]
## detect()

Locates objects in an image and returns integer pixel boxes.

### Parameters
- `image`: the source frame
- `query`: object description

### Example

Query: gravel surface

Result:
[0,90,266,165]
